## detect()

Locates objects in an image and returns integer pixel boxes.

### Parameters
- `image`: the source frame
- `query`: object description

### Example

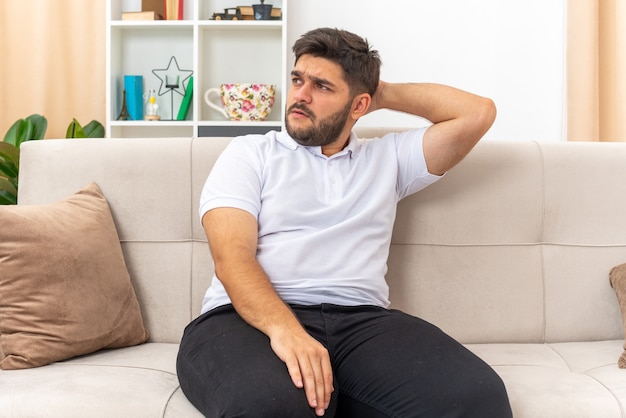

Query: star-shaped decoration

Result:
[151,56,193,97]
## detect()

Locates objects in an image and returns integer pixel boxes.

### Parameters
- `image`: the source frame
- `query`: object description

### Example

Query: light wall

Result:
[287,0,567,142]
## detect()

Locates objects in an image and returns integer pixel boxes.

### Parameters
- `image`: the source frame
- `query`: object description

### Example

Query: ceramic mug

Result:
[204,83,276,121]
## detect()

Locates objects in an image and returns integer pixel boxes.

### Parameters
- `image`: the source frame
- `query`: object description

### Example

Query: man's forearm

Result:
[217,256,303,338]
[370,81,495,175]
[204,207,301,336]
[372,81,495,125]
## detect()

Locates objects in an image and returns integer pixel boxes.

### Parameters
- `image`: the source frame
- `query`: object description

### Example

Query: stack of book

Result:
[121,11,163,21]
[120,0,183,21]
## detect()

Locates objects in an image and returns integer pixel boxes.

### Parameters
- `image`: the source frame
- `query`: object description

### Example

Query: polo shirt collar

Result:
[276,131,360,159]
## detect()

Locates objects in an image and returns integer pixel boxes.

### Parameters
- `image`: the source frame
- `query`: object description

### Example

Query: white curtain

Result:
[0,0,105,139]
[568,0,626,141]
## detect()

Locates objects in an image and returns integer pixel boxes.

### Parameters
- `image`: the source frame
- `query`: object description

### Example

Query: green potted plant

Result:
[0,114,47,205]
[0,116,105,204]
[66,118,105,138]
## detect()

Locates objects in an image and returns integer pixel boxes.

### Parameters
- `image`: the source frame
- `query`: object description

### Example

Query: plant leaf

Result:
[0,178,17,205]
[66,118,87,138]
[0,160,18,178]
[4,119,33,148]
[25,114,48,140]
[0,141,19,167]
[83,120,105,138]
[0,191,17,205]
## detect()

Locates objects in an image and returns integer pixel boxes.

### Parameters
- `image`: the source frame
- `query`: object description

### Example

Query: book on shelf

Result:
[176,76,193,121]
[164,0,184,20]
[122,11,163,21]
[238,6,254,20]
[237,6,282,20]
[142,0,164,17]
[124,75,144,121]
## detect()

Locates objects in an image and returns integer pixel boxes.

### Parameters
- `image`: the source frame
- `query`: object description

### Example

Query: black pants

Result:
[176,304,512,418]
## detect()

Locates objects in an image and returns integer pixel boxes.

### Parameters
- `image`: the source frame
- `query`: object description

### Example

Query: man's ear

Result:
[351,93,371,120]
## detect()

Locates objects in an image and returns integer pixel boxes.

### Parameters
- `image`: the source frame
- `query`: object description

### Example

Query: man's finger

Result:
[284,354,304,389]
[298,356,319,409]
[321,355,334,407]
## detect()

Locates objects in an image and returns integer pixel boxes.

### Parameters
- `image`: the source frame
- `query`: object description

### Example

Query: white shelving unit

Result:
[106,0,287,138]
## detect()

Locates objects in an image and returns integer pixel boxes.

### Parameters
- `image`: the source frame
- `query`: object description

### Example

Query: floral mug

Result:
[204,83,275,121]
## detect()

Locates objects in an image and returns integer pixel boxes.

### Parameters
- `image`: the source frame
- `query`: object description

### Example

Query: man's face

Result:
[285,55,354,147]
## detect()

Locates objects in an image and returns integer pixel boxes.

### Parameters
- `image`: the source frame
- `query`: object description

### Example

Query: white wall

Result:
[286,0,567,141]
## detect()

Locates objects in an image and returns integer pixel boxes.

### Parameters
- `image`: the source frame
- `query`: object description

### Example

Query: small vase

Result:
[253,4,272,20]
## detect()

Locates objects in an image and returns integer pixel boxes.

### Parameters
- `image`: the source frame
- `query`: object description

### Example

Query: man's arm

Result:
[369,82,496,175]
[202,207,333,417]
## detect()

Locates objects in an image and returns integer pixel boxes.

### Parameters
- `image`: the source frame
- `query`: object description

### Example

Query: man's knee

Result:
[177,351,322,418]
[199,379,320,418]
[455,365,512,418]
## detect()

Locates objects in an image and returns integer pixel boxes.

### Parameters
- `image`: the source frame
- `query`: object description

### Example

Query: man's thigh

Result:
[322,306,512,418]
[176,305,335,418]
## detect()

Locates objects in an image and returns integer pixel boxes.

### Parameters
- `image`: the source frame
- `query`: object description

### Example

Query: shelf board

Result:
[198,120,282,127]
[111,20,282,29]
[110,120,194,127]
[198,20,283,29]
[111,20,195,28]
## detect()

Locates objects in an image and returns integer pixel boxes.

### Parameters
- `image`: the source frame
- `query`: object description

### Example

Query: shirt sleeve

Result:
[199,137,264,221]
[392,127,444,200]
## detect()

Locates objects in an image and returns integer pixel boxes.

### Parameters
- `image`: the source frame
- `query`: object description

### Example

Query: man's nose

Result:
[293,83,312,103]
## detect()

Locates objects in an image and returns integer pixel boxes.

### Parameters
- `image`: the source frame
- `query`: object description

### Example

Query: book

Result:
[237,6,281,20]
[238,6,253,16]
[142,0,164,17]
[176,76,193,120]
[122,11,163,21]
[123,75,144,121]
[237,6,254,20]
[164,0,184,20]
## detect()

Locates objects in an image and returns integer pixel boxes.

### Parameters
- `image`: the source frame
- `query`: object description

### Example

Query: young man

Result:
[177,28,512,417]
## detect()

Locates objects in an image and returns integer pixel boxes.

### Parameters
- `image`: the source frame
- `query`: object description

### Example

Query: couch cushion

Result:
[467,340,625,417]
[0,183,149,369]
[1,341,623,417]
[0,343,203,417]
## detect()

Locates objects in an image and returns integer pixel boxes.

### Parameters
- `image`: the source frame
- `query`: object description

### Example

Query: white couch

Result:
[2,132,626,417]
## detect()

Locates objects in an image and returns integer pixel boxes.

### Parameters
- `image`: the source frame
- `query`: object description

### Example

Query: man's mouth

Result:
[288,104,314,120]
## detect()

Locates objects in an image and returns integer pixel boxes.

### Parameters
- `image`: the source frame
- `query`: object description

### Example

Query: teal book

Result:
[177,76,193,120]
[124,75,143,121]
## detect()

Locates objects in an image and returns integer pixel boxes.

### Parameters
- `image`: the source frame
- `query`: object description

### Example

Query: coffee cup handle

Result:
[204,88,228,119]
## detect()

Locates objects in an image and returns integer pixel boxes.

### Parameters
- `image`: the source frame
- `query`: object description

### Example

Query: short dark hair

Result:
[292,28,381,97]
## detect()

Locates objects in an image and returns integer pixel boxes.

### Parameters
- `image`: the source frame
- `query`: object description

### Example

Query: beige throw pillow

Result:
[0,182,149,369]
[610,262,626,368]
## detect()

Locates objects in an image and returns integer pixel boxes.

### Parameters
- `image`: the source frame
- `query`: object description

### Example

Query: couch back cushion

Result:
[17,138,626,344]
[388,140,626,343]
[18,138,227,344]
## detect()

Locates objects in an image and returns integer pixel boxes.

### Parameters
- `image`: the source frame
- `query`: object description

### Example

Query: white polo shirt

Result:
[199,128,442,313]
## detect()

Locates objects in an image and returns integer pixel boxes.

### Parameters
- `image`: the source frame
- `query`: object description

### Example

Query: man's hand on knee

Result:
[270,326,334,416]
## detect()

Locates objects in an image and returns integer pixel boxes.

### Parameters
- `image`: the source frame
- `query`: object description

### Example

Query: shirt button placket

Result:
[327,160,340,200]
